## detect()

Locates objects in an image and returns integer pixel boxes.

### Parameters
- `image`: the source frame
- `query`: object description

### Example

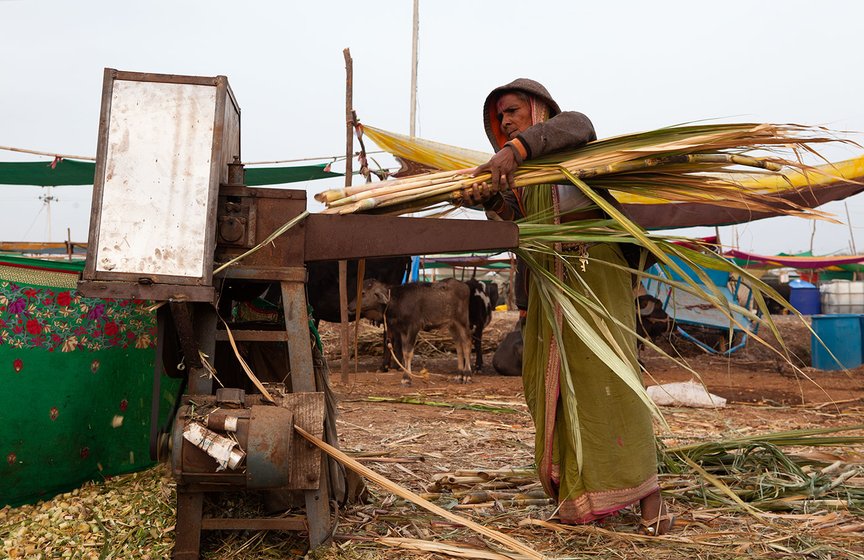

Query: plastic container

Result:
[789,279,821,315]
[820,280,864,314]
[810,314,864,370]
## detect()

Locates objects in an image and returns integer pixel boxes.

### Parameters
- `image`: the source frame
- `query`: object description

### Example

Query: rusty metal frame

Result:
[303,214,519,261]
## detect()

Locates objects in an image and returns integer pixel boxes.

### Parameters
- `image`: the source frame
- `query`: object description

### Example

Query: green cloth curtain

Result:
[0,256,182,507]
[0,160,341,187]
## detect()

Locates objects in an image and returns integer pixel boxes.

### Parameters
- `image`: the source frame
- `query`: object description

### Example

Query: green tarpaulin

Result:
[0,160,97,186]
[0,160,341,187]
[0,255,182,507]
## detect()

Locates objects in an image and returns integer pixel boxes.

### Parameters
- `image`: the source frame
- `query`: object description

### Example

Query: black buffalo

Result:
[635,293,673,348]
[306,257,411,325]
[492,317,524,376]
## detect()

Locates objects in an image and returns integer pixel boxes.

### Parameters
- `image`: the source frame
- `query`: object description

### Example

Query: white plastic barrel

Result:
[820,280,864,314]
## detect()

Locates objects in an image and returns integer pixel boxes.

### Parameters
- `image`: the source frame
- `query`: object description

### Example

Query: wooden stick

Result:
[0,144,95,161]
[293,424,546,560]
[340,47,354,384]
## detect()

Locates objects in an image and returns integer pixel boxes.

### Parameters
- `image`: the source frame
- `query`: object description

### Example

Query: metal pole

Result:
[409,0,419,138]
[340,48,354,383]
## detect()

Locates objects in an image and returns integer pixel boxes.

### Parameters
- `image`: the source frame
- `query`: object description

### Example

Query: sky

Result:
[2,0,864,256]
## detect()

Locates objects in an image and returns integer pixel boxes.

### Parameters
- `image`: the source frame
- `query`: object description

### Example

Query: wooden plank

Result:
[280,281,315,392]
[303,214,519,261]
[77,280,215,303]
[201,517,307,531]
[282,392,325,490]
[173,490,204,560]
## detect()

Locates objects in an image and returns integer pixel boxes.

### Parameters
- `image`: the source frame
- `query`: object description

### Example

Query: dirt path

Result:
[310,312,864,559]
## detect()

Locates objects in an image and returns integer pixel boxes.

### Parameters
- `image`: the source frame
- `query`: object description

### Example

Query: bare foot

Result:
[639,490,675,536]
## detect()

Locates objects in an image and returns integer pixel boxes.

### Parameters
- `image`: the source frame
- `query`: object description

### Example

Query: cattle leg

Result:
[379,329,392,372]
[400,331,416,386]
[472,324,484,372]
[450,323,473,383]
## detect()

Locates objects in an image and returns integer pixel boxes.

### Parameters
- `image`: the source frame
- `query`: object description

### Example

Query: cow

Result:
[349,278,473,385]
[464,279,494,372]
[217,257,410,328]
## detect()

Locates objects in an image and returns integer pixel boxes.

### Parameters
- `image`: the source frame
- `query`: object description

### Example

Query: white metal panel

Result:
[95,81,217,278]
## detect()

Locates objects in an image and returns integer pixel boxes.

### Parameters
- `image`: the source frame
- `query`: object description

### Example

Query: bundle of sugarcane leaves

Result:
[317,122,850,217]
[318,120,860,472]
[659,425,864,514]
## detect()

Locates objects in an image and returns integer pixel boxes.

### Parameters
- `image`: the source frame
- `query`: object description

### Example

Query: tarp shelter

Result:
[420,253,513,270]
[725,249,864,270]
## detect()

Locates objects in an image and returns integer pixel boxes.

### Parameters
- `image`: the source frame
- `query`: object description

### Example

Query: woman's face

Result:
[496,93,533,141]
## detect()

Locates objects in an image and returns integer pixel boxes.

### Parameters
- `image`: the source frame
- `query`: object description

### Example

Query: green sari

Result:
[520,184,659,523]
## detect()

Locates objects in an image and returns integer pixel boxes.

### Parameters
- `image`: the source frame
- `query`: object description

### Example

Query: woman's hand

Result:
[475,145,520,193]
[461,178,498,206]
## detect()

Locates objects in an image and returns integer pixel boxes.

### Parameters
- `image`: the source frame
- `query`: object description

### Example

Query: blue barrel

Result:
[789,279,821,315]
[811,314,864,370]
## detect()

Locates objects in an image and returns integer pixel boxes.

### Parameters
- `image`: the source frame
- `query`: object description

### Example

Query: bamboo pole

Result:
[353,258,365,372]
[340,47,354,383]
[294,424,546,560]
[0,144,95,161]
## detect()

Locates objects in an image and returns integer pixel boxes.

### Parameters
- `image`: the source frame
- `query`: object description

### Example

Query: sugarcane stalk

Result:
[453,468,536,479]
[325,170,473,208]
[316,167,466,202]
[461,490,549,504]
[337,179,470,209]
[563,153,783,181]
[454,498,554,509]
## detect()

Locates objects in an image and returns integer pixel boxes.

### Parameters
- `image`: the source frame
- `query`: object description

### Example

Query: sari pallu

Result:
[520,182,659,523]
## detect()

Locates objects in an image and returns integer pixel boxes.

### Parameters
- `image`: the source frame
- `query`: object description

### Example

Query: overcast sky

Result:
[2,0,863,256]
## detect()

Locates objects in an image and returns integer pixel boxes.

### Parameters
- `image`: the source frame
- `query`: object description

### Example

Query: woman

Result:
[463,78,674,535]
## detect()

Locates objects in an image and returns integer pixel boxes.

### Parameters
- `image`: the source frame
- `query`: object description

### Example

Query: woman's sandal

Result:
[639,512,676,536]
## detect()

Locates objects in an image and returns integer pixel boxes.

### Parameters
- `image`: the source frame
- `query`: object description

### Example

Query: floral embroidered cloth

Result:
[0,255,181,507]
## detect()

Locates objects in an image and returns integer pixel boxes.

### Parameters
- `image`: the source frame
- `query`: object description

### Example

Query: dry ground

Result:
[2,312,863,559]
